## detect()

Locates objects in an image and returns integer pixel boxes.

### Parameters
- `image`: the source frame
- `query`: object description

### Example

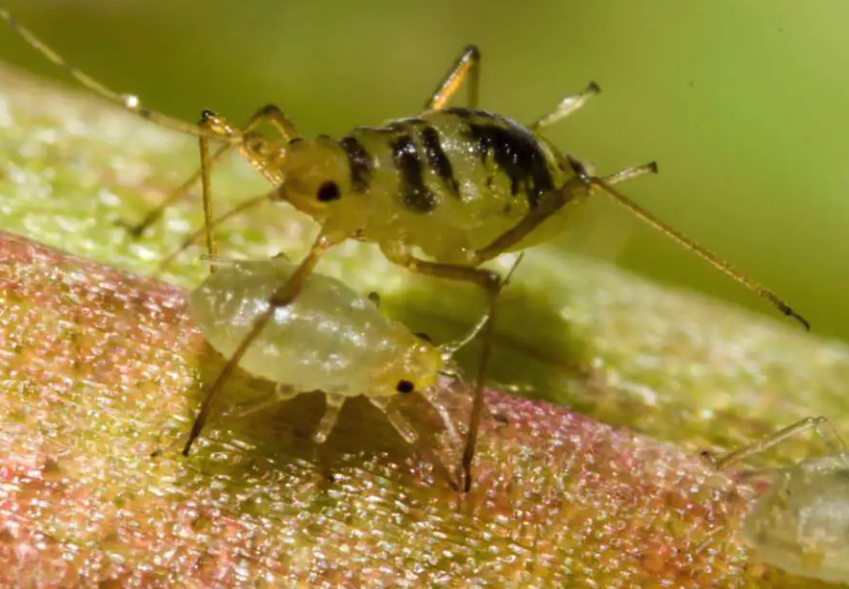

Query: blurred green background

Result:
[1,0,848,342]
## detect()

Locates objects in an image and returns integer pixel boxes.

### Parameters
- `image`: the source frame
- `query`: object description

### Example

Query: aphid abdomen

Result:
[347,110,577,262]
[189,259,416,395]
[743,457,849,584]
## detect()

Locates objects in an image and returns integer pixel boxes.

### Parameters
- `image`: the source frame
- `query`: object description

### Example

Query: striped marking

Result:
[339,136,374,192]
[464,122,555,209]
[419,126,460,197]
[390,135,438,213]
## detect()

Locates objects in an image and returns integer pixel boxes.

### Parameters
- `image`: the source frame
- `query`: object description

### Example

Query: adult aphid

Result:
[1,7,810,492]
[706,417,849,585]
[185,254,520,489]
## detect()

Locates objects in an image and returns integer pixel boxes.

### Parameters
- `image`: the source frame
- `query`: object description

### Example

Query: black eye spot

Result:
[316,181,341,202]
[396,380,414,394]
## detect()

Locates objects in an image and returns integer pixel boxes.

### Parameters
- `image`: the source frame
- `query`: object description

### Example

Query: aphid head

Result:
[370,339,444,400]
[273,137,359,224]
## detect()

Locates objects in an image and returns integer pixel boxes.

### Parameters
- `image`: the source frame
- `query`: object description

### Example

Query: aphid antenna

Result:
[705,415,848,471]
[586,175,810,330]
[438,253,525,360]
[0,3,241,144]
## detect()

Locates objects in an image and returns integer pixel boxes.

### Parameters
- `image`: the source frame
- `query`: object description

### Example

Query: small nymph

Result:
[707,416,849,585]
[185,254,518,482]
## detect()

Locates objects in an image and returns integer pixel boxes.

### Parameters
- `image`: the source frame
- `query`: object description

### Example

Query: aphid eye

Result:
[316,181,341,202]
[396,380,415,394]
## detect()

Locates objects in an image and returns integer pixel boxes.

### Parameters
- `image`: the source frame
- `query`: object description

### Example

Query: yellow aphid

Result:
[1,6,809,491]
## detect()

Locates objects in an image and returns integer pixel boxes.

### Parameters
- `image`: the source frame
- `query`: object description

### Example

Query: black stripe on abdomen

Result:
[464,123,555,209]
[390,135,439,214]
[339,136,374,192]
[419,126,460,198]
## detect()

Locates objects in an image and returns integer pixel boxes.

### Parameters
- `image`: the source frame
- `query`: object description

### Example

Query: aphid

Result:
[185,253,519,489]
[708,417,849,585]
[1,9,810,492]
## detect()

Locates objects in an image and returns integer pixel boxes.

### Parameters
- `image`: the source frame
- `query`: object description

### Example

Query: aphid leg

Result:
[369,397,418,443]
[312,394,346,444]
[228,384,301,421]
[198,115,218,269]
[586,174,810,330]
[182,233,340,456]
[420,388,461,448]
[424,45,481,110]
[370,396,460,491]
[154,191,274,276]
[380,247,502,492]
[528,81,602,131]
[704,416,847,471]
[125,104,300,237]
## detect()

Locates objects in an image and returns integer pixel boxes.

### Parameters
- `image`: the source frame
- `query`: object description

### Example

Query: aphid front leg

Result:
[369,396,418,444]
[424,45,481,110]
[182,233,341,456]
[126,104,300,238]
[420,388,461,448]
[370,396,460,491]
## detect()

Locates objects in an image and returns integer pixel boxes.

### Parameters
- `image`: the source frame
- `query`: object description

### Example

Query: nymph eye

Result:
[316,180,341,202]
[396,380,414,394]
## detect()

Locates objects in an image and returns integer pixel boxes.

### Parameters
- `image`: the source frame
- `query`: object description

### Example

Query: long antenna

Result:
[0,4,240,144]
[589,175,810,330]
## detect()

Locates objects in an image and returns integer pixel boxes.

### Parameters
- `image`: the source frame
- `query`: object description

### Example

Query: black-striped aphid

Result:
[1,7,810,493]
[706,417,849,584]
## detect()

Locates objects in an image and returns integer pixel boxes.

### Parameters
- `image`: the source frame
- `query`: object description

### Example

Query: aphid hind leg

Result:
[474,162,661,262]
[182,233,339,456]
[587,174,810,329]
[424,45,481,111]
[125,104,300,237]
[704,416,847,471]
